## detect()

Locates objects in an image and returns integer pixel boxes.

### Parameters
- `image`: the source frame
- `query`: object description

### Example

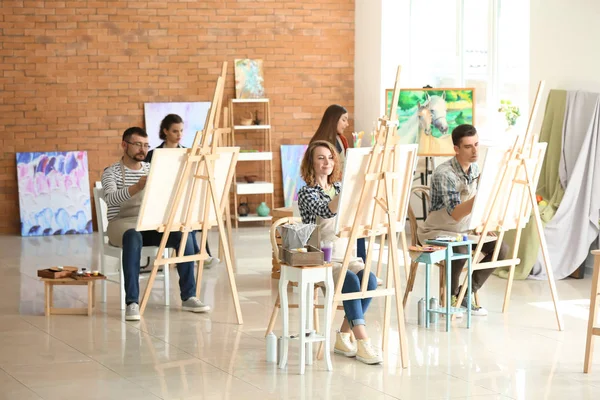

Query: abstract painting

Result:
[385,88,475,156]
[16,151,92,236]
[234,59,266,99]
[144,102,211,150]
[281,145,308,207]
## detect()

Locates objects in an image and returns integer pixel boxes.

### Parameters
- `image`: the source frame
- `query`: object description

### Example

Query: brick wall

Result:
[0,0,355,234]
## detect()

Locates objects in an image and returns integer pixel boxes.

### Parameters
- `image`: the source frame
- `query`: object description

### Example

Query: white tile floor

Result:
[0,228,599,399]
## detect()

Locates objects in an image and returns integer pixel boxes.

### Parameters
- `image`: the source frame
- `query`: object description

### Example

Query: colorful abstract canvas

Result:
[234,59,266,99]
[385,88,475,156]
[144,102,211,150]
[281,145,308,207]
[16,151,93,236]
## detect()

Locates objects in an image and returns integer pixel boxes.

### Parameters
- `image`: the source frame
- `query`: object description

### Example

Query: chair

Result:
[93,181,170,310]
[584,249,600,373]
[404,185,480,308]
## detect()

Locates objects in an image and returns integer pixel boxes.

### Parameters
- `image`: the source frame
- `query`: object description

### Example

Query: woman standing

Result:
[146,114,219,269]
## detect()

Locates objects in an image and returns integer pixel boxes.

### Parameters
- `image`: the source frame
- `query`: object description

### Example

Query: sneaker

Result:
[460,294,488,316]
[125,303,140,321]
[452,292,488,317]
[203,256,220,269]
[450,296,464,318]
[356,338,383,365]
[334,331,357,357]
[182,297,211,313]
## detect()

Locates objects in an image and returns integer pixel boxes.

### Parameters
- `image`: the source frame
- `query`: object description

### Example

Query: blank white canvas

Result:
[469,142,547,231]
[335,144,418,236]
[144,102,211,149]
[136,147,238,232]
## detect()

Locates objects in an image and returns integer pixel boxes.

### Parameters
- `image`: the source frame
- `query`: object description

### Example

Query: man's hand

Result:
[128,175,147,196]
[136,176,147,191]
[487,231,497,237]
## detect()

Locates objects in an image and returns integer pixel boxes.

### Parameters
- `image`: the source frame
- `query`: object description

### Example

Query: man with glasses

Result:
[101,127,209,321]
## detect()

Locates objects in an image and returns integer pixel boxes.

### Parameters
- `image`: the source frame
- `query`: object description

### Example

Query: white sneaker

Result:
[204,256,220,269]
[182,297,211,313]
[334,331,357,357]
[356,338,383,365]
[125,303,140,321]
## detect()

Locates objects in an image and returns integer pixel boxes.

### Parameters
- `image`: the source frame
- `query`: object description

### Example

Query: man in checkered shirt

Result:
[418,124,508,316]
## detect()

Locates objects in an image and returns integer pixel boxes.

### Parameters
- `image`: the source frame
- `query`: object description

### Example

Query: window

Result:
[403,0,530,140]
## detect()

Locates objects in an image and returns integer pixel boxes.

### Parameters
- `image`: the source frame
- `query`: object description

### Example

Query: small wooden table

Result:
[41,277,101,316]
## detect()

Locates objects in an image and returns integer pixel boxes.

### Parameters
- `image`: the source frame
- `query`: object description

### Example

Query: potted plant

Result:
[498,100,521,129]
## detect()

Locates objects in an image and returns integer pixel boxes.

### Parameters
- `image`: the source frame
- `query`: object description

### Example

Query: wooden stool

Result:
[423,240,473,332]
[41,278,99,316]
[584,249,600,373]
[278,263,334,374]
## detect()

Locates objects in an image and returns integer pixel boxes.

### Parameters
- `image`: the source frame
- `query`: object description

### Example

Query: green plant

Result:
[498,99,521,127]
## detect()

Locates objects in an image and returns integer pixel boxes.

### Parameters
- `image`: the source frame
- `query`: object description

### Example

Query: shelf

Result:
[236,214,273,222]
[231,98,269,103]
[234,124,271,130]
[236,181,274,195]
[238,152,273,161]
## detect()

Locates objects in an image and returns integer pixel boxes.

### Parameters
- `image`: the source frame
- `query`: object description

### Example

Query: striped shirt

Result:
[100,160,150,221]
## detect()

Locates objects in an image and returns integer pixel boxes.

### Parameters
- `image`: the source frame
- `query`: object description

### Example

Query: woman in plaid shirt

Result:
[297,140,382,365]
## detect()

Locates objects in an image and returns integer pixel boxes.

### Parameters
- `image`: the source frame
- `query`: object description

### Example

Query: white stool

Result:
[278,264,334,374]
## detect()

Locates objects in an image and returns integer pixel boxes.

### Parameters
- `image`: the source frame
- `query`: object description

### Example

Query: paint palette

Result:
[408,245,446,253]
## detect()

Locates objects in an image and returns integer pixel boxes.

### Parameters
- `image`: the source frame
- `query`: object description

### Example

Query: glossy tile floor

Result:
[1,228,599,399]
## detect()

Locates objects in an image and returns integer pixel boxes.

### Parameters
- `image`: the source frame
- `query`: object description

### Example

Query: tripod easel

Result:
[136,63,243,324]
[455,82,563,331]
[316,66,416,368]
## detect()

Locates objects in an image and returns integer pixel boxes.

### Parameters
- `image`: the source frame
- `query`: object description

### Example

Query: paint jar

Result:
[417,298,426,326]
[429,297,439,323]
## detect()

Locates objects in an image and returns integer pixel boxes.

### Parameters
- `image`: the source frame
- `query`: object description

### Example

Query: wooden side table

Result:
[41,278,101,316]
[584,249,600,373]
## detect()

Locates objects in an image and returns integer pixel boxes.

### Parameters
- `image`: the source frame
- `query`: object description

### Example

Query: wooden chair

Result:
[584,249,600,373]
[404,185,480,308]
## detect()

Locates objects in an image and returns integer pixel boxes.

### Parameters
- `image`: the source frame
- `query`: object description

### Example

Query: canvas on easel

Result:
[135,62,243,324]
[453,82,563,331]
[316,66,415,368]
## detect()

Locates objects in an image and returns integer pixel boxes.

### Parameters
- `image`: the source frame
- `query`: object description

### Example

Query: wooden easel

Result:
[317,66,414,368]
[454,81,563,331]
[138,62,243,324]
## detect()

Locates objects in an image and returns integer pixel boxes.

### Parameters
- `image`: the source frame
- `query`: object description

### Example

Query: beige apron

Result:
[417,178,477,245]
[106,161,145,247]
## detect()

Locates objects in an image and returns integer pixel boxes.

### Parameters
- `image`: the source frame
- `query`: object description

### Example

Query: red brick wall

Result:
[0,0,355,234]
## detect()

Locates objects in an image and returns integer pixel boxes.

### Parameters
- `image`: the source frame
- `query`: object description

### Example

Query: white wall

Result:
[530,0,600,104]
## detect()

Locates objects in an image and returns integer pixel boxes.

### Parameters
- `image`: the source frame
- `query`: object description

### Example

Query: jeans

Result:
[191,231,212,257]
[451,240,508,294]
[356,238,366,263]
[122,229,196,305]
[341,270,378,328]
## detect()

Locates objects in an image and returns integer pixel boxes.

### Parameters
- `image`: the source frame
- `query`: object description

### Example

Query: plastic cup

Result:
[320,241,333,262]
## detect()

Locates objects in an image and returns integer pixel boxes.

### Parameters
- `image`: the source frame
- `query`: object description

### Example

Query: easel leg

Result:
[376,234,386,279]
[525,170,563,331]
[584,255,600,373]
[265,294,280,337]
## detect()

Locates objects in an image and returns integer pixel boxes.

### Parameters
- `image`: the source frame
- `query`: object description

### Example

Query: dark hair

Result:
[300,140,342,187]
[309,104,348,146]
[122,127,147,142]
[452,124,478,146]
[159,114,183,140]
